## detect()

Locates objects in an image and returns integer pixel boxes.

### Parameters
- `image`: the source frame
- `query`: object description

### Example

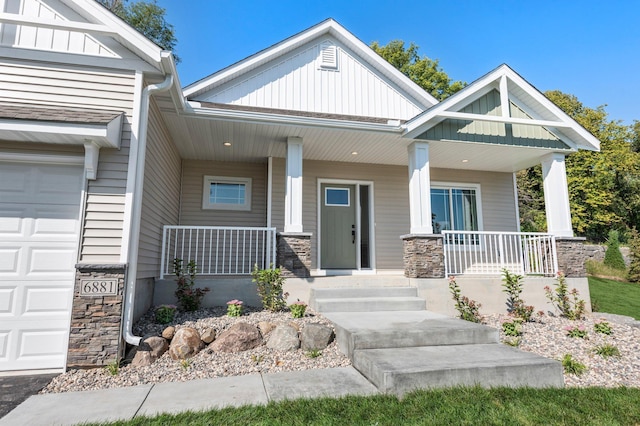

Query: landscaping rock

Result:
[301,323,334,351]
[162,326,175,340]
[169,327,204,360]
[131,336,169,367]
[267,324,300,351]
[208,322,262,353]
[201,328,216,344]
[258,321,276,336]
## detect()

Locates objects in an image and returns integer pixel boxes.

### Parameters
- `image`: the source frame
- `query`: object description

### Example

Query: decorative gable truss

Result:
[404,64,600,152]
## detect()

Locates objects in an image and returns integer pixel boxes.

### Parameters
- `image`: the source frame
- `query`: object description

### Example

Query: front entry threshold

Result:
[312,269,377,277]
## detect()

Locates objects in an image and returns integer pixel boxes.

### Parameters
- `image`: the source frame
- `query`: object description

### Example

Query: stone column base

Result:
[555,237,587,278]
[402,234,445,278]
[277,232,312,278]
[67,264,126,368]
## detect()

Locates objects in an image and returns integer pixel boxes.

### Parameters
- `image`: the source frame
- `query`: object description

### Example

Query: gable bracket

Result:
[435,111,572,129]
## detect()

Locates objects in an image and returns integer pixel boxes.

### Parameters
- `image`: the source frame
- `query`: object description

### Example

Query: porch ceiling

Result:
[157,100,570,172]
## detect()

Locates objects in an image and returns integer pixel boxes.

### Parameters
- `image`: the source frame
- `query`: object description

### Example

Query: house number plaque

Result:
[80,278,119,296]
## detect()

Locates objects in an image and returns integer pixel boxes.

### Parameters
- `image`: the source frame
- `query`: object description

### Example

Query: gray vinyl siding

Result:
[179,160,267,227]
[271,159,518,270]
[419,90,569,150]
[0,59,136,263]
[137,99,182,279]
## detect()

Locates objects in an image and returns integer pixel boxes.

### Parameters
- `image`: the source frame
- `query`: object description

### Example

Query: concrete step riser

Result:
[310,287,417,299]
[314,298,426,312]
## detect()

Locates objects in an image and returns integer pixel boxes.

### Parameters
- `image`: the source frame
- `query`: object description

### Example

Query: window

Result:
[431,184,481,234]
[202,176,251,211]
[325,187,350,206]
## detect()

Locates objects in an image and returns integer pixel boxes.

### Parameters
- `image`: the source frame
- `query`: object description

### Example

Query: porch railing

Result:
[160,226,277,278]
[443,231,558,276]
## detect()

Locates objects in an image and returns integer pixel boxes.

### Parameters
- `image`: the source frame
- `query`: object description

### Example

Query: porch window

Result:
[202,176,251,211]
[431,184,481,234]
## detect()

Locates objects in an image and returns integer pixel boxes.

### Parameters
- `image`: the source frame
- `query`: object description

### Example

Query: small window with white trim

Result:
[202,176,251,211]
[325,187,350,206]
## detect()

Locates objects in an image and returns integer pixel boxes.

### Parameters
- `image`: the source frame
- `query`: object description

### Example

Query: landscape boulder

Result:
[169,327,204,360]
[258,321,277,337]
[201,328,216,344]
[300,323,334,351]
[267,324,300,351]
[162,326,175,340]
[131,336,169,367]
[208,322,263,353]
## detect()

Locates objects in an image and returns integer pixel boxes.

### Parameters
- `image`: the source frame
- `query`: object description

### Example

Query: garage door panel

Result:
[23,286,73,315]
[35,167,83,203]
[0,210,25,234]
[0,167,27,195]
[0,331,8,360]
[0,287,16,314]
[28,247,78,275]
[0,248,20,274]
[33,205,81,236]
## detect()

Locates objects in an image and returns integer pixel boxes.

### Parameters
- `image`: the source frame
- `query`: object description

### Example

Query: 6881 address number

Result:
[80,279,118,296]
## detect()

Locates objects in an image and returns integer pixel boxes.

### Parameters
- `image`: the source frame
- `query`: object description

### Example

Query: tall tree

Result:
[370,40,465,100]
[97,0,178,61]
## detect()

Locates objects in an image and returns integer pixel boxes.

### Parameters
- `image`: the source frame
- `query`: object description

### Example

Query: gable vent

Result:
[319,41,338,70]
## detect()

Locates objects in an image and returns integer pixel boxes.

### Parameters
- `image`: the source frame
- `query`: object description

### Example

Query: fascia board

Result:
[0,118,121,148]
[186,106,403,133]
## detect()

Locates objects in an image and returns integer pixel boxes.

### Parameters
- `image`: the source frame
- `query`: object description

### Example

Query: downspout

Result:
[122,74,174,346]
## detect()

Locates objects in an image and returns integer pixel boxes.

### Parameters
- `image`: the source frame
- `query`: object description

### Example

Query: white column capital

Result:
[285,137,304,233]
[408,142,433,234]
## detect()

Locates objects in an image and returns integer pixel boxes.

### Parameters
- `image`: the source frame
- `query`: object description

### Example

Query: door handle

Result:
[352,224,356,244]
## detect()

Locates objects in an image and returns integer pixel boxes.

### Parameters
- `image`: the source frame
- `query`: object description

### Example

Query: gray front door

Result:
[321,184,357,269]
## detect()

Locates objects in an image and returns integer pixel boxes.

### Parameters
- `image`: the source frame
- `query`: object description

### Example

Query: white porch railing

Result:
[443,231,558,276]
[160,226,277,278]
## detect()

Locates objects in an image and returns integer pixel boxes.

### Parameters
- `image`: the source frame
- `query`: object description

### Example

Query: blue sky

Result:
[155,0,638,125]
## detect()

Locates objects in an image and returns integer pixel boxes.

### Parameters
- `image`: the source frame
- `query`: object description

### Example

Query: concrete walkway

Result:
[0,367,377,426]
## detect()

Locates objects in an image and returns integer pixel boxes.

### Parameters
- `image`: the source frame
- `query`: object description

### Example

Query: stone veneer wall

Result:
[556,237,587,278]
[67,264,126,368]
[402,234,445,278]
[277,233,312,278]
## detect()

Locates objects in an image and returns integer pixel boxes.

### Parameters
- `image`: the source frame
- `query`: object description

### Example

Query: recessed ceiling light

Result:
[223,142,232,147]
[351,151,358,155]
[462,159,469,163]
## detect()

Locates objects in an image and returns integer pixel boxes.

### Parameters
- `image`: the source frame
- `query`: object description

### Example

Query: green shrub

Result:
[561,354,587,375]
[155,304,177,324]
[627,228,640,282]
[501,269,534,321]
[226,299,243,317]
[252,264,287,312]
[594,344,621,358]
[502,319,523,337]
[544,272,586,320]
[594,321,613,335]
[289,301,307,318]
[604,230,626,271]
[449,276,482,323]
[174,259,210,311]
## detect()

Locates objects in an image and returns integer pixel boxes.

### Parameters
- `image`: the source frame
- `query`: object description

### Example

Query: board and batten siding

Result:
[271,159,519,270]
[199,36,423,121]
[137,98,181,279]
[179,160,267,227]
[0,59,137,263]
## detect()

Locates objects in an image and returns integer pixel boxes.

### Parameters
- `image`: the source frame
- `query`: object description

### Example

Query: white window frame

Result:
[324,187,351,207]
[431,182,483,233]
[202,176,252,211]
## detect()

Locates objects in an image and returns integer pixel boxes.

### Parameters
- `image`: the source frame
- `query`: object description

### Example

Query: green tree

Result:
[604,230,626,270]
[626,228,640,282]
[97,0,178,61]
[370,40,465,100]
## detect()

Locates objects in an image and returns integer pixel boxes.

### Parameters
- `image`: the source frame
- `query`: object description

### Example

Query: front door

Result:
[320,184,357,269]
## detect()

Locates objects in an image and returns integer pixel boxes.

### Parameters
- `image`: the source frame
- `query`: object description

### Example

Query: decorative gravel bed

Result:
[484,313,640,387]
[42,307,351,394]
[42,309,640,394]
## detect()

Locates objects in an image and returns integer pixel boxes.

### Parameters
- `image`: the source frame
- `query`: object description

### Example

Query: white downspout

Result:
[122,74,174,346]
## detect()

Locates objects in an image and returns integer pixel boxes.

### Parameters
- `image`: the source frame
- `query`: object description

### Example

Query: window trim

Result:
[202,175,252,211]
[324,186,351,207]
[431,181,483,233]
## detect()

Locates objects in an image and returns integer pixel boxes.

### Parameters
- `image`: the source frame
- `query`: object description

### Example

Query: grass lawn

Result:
[97,387,640,426]
[589,276,640,320]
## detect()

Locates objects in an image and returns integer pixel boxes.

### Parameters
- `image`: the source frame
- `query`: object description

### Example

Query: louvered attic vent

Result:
[319,41,338,70]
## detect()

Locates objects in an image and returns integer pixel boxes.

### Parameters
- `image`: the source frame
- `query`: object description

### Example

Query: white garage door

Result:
[0,161,83,371]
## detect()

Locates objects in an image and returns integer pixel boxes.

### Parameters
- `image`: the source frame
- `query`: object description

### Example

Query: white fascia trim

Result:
[0,12,116,37]
[0,151,83,165]
[186,105,403,133]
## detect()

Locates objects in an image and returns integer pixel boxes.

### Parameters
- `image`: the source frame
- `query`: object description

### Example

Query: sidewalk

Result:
[0,367,378,426]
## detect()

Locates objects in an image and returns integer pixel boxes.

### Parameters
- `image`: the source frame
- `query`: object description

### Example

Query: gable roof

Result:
[403,64,600,152]
[183,18,438,109]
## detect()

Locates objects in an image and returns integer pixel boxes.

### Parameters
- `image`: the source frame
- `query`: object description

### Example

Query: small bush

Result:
[502,319,523,337]
[594,321,613,335]
[594,344,621,358]
[174,259,210,312]
[252,264,287,312]
[105,359,120,376]
[604,230,626,271]
[565,325,588,339]
[627,228,640,282]
[449,276,482,323]
[544,272,586,320]
[561,354,587,375]
[306,349,322,358]
[155,304,177,324]
[289,301,307,318]
[226,299,243,317]
[501,269,534,322]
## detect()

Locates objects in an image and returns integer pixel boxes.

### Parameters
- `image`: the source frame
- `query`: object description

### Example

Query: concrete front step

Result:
[313,296,426,313]
[323,311,498,358]
[353,344,564,396]
[310,286,418,300]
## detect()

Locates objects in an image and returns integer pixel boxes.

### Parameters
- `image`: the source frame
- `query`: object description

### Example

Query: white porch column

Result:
[541,153,574,237]
[408,142,433,234]
[284,137,304,233]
